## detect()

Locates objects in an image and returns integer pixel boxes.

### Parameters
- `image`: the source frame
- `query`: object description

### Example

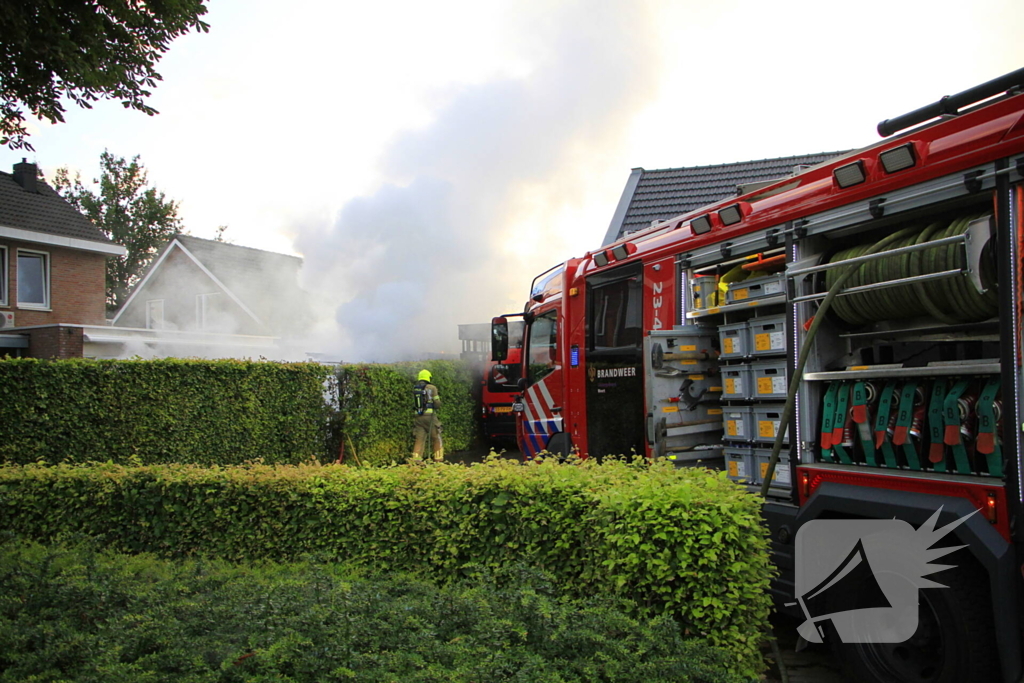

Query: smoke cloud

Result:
[294,1,662,362]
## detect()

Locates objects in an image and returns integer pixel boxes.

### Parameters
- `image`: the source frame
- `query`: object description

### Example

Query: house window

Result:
[196,292,224,330]
[17,250,49,309]
[146,300,165,330]
[0,246,7,306]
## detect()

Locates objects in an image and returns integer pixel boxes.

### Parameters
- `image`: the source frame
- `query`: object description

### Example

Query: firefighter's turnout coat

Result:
[412,380,442,460]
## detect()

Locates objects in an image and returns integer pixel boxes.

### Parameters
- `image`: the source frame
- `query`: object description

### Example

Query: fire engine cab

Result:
[493,69,1024,683]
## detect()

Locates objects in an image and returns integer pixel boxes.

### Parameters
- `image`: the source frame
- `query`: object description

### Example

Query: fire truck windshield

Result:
[530,264,565,302]
[526,310,558,383]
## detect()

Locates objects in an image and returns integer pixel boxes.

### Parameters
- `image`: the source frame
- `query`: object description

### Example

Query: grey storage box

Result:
[724,446,755,484]
[754,449,792,490]
[749,315,787,356]
[725,273,785,304]
[752,403,789,444]
[722,405,754,441]
[721,363,752,401]
[718,321,750,359]
[750,360,788,400]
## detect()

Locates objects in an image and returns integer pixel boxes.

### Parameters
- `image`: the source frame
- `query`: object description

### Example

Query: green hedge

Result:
[0,540,740,683]
[0,458,773,677]
[0,358,332,466]
[337,360,478,465]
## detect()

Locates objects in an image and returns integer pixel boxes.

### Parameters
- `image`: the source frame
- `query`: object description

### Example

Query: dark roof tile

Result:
[0,170,112,244]
[606,151,850,243]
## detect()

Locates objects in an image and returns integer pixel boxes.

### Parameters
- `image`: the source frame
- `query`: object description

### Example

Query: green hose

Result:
[826,213,997,326]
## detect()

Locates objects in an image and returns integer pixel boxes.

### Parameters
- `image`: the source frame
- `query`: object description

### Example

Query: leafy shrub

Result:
[0,358,333,466]
[336,360,478,464]
[0,539,740,683]
[0,458,772,676]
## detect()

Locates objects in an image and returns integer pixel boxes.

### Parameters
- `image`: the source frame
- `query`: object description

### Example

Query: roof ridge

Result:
[637,151,850,174]
[175,234,301,261]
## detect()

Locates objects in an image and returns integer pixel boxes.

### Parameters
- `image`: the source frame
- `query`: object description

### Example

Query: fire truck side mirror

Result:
[491,317,509,361]
[517,377,528,391]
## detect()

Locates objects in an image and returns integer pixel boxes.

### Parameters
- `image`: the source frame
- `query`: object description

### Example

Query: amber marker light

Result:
[985,491,998,524]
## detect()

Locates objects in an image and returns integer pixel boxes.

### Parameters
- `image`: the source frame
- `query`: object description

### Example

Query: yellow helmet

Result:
[417,369,432,382]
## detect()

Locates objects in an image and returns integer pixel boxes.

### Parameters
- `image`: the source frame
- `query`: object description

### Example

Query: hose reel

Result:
[823,213,997,325]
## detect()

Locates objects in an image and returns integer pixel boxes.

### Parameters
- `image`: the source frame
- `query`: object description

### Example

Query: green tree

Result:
[54,151,183,311]
[0,0,209,151]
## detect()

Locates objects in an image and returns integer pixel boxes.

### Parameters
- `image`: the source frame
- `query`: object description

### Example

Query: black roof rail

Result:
[877,67,1024,137]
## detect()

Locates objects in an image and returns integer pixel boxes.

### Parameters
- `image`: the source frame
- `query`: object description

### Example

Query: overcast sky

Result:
[5,0,1024,360]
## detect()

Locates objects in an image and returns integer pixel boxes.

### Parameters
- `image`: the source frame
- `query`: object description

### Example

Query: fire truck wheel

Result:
[831,560,999,683]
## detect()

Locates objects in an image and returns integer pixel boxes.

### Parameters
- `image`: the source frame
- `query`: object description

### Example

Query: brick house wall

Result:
[0,237,107,327]
[25,325,84,359]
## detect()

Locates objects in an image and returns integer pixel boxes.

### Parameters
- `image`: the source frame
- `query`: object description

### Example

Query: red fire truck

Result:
[480,320,524,445]
[481,345,523,444]
[492,69,1024,683]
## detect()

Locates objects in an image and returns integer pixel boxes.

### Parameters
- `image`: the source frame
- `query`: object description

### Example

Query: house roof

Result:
[0,165,114,246]
[602,151,849,245]
[114,234,309,333]
[172,235,303,299]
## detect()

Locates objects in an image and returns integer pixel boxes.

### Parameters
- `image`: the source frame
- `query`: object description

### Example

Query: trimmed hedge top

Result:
[0,358,333,466]
[0,357,482,467]
[0,457,773,677]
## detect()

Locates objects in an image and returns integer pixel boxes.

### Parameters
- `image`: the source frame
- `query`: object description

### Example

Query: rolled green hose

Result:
[826,213,996,326]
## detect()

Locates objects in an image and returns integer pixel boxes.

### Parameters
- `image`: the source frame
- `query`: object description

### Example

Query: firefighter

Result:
[412,369,443,462]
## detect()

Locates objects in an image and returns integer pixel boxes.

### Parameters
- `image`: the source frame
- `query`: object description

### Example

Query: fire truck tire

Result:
[545,432,572,459]
[831,560,999,683]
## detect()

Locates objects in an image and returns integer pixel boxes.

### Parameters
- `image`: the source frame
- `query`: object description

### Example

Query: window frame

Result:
[586,262,643,354]
[195,291,224,331]
[146,299,165,330]
[16,248,50,310]
[0,246,7,307]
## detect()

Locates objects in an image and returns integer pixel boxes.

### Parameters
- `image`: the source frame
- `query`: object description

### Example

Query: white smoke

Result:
[294,1,662,362]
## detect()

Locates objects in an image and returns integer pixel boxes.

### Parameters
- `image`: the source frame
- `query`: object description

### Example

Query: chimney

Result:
[13,158,37,193]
